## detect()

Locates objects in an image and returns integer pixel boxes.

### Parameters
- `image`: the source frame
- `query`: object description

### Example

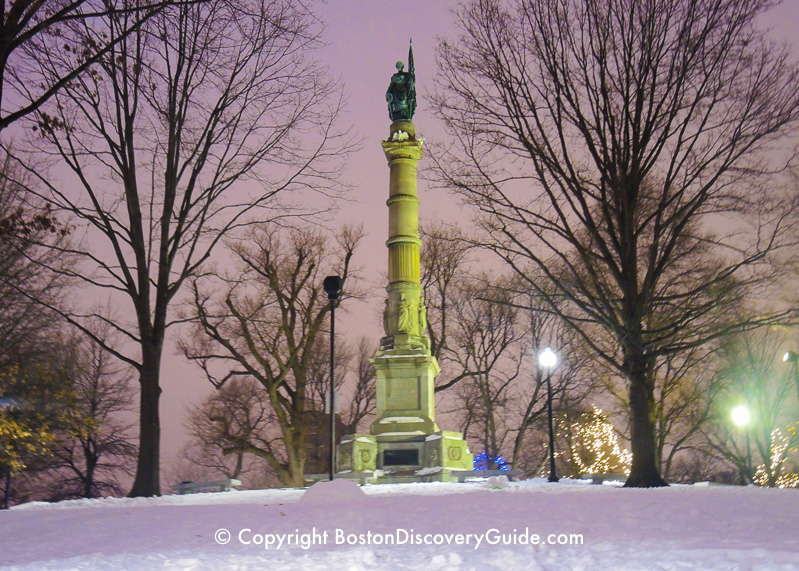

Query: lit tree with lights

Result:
[564,406,632,477]
[753,424,799,489]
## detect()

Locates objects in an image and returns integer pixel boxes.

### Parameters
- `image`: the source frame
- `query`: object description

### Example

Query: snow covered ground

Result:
[1,477,798,570]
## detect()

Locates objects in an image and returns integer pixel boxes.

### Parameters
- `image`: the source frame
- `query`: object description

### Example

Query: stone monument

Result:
[336,42,473,483]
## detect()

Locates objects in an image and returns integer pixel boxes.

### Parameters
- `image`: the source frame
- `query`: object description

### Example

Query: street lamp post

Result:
[323,275,343,481]
[731,404,752,484]
[538,346,559,483]
[783,351,799,414]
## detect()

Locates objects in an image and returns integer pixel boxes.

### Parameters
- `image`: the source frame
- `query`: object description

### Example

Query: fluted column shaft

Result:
[381,120,425,345]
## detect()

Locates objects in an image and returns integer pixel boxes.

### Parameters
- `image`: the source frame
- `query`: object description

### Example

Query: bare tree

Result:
[598,341,723,480]
[44,330,137,500]
[181,223,362,487]
[182,336,375,487]
[0,0,168,132]
[432,0,799,486]
[183,377,274,483]
[5,0,350,496]
[449,277,525,467]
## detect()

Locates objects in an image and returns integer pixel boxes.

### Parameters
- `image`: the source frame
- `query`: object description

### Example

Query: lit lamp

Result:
[538,346,559,483]
[730,404,750,428]
[783,351,799,412]
[731,404,752,484]
[323,275,343,481]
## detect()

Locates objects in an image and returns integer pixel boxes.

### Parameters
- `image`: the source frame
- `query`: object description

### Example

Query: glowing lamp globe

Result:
[731,405,751,427]
[539,347,558,369]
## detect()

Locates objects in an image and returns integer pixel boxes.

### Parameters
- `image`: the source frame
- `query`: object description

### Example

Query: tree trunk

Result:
[625,350,668,488]
[287,442,306,487]
[1,468,10,509]
[231,453,243,480]
[129,344,162,497]
[84,442,97,499]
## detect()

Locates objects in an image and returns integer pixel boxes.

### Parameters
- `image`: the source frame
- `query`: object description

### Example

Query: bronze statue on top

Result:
[386,40,416,122]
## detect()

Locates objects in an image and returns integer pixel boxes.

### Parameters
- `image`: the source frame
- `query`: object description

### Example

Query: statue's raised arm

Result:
[386,40,416,122]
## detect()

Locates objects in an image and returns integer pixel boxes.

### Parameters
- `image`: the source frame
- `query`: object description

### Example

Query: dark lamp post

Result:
[538,346,559,483]
[323,275,343,481]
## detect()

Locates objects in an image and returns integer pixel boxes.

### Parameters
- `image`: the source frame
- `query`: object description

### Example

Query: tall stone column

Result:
[334,44,472,483]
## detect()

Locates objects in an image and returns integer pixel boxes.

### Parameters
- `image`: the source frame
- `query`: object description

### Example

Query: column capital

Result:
[382,139,424,162]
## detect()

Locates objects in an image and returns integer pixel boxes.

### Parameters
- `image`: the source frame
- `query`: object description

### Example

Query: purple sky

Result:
[158,0,799,476]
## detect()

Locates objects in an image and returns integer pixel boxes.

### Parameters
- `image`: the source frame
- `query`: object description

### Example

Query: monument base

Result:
[370,344,440,435]
[340,330,473,484]
[336,430,473,483]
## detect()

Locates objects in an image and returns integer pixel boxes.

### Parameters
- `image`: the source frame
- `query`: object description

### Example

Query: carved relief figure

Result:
[418,297,427,334]
[397,294,412,333]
